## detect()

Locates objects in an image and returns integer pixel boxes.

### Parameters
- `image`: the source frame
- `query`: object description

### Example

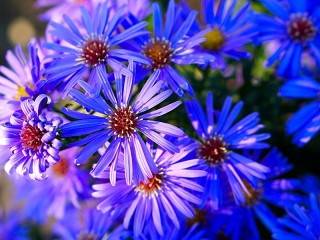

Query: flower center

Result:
[198,136,228,165]
[287,13,317,42]
[108,106,138,138]
[81,39,109,67]
[135,172,163,197]
[202,26,225,51]
[15,82,35,100]
[52,157,69,176]
[242,180,263,206]
[143,38,173,69]
[20,125,45,149]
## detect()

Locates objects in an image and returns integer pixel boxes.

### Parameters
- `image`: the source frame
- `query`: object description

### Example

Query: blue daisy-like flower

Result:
[0,95,62,180]
[61,63,185,185]
[92,136,207,237]
[230,148,302,237]
[35,0,102,22]
[45,2,150,97]
[0,43,46,121]
[185,91,270,208]
[273,193,320,240]
[254,0,320,78]
[53,203,130,240]
[279,75,320,146]
[22,147,90,222]
[0,209,29,240]
[186,0,255,70]
[140,222,206,240]
[128,0,214,97]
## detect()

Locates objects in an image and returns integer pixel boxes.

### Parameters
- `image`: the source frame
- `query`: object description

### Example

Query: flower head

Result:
[185,92,270,208]
[254,0,320,77]
[129,0,214,97]
[273,193,320,240]
[0,95,62,180]
[233,148,303,234]
[53,203,129,240]
[279,76,320,146]
[92,136,206,237]
[61,63,185,185]
[0,43,47,121]
[21,147,90,222]
[0,209,29,240]
[45,2,150,97]
[184,0,255,70]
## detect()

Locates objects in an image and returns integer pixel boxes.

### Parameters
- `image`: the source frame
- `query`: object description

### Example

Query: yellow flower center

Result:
[15,82,35,100]
[202,26,225,51]
[242,180,263,206]
[15,86,29,100]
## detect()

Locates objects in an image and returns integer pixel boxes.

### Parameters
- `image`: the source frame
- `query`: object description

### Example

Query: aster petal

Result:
[91,138,122,178]
[139,101,181,119]
[140,129,179,153]
[75,130,112,164]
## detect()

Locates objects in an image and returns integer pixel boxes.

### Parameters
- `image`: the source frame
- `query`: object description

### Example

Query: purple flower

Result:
[0,43,46,121]
[0,95,62,180]
[35,0,103,22]
[61,62,185,185]
[53,203,130,240]
[254,0,320,78]
[273,193,320,240]
[279,76,320,146]
[185,92,270,208]
[127,0,214,97]
[92,136,207,237]
[184,0,256,70]
[22,147,90,221]
[45,2,150,97]
[0,209,29,240]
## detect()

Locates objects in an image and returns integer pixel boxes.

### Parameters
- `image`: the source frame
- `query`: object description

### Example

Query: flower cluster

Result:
[0,0,319,239]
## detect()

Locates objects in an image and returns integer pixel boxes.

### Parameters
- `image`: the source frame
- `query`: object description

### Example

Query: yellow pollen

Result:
[202,26,225,51]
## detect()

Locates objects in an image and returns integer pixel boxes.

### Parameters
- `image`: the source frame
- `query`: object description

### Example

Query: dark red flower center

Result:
[198,136,228,165]
[136,172,163,196]
[143,38,173,69]
[52,157,69,176]
[81,39,109,67]
[20,125,45,149]
[109,106,138,138]
[287,13,317,42]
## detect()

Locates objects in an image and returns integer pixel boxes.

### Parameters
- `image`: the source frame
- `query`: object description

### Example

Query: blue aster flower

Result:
[92,136,207,237]
[0,43,46,121]
[254,0,320,78]
[45,2,150,97]
[279,76,320,146]
[139,222,207,240]
[21,147,90,222]
[35,0,102,22]
[53,203,130,240]
[0,95,62,180]
[0,209,29,240]
[273,193,320,240]
[185,0,255,70]
[127,0,214,97]
[185,91,270,208]
[232,148,302,237]
[61,63,185,185]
